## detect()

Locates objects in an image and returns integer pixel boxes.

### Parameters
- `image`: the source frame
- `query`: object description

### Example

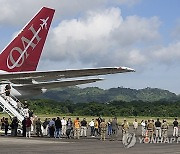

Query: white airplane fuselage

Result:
[0,70,46,97]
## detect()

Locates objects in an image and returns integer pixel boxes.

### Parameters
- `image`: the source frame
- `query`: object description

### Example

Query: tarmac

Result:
[0,126,179,154]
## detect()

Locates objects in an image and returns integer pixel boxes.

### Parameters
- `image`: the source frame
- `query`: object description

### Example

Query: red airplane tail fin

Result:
[0,7,55,72]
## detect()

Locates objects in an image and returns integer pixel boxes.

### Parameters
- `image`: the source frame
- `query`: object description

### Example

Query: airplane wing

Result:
[14,78,103,91]
[0,67,135,84]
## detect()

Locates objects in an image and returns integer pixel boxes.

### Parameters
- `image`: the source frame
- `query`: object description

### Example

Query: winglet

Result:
[119,67,136,72]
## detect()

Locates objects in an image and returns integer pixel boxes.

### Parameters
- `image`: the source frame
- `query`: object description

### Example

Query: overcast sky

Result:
[0,0,180,94]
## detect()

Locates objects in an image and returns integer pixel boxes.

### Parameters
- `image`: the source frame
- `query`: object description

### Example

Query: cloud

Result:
[171,19,180,40]
[153,41,180,64]
[0,0,140,25]
[0,1,161,68]
[111,16,161,47]
[43,7,160,67]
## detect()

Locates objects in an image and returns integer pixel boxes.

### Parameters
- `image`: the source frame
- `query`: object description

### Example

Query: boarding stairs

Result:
[0,94,25,123]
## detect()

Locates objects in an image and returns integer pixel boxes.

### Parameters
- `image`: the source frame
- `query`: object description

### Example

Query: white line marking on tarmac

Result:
[0,137,72,145]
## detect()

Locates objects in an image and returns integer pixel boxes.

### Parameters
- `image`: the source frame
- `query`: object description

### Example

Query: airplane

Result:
[0,7,135,98]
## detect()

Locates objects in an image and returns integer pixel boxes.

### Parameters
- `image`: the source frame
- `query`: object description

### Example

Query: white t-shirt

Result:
[89,121,94,127]
[141,122,146,127]
[23,108,29,117]
[61,119,67,126]
[133,121,138,129]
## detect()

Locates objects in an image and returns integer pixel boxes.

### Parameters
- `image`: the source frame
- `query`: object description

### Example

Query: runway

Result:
[0,136,179,154]
[0,125,179,154]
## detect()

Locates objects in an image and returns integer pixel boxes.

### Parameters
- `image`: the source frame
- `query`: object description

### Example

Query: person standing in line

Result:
[10,117,18,137]
[55,117,62,138]
[173,118,178,138]
[4,118,9,136]
[111,117,118,140]
[107,119,112,136]
[94,119,99,137]
[74,117,80,139]
[61,117,67,136]
[89,119,95,137]
[100,119,107,141]
[133,119,138,134]
[147,119,155,140]
[26,117,32,138]
[155,118,162,138]
[141,120,146,137]
[121,119,129,137]
[32,116,37,135]
[49,118,55,138]
[22,117,26,137]
[66,118,73,139]
[161,119,169,140]
[97,117,102,135]
[1,117,5,130]
[42,118,49,136]
[80,118,87,137]
[36,118,43,137]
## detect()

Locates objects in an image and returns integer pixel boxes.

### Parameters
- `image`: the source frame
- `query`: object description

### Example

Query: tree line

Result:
[24,99,180,117]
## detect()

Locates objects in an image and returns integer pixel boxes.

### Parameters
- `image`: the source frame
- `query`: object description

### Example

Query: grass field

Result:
[0,113,176,125]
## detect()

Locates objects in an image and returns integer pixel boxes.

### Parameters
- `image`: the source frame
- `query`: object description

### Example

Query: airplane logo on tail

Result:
[40,17,49,29]
[7,17,49,70]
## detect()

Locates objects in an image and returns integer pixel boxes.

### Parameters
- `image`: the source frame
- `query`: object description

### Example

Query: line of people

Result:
[140,118,179,140]
[0,116,179,140]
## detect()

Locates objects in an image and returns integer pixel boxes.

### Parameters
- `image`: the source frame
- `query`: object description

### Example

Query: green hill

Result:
[34,86,177,103]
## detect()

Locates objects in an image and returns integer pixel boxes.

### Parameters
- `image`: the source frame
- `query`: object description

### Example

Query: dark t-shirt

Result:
[81,120,87,126]
[173,121,178,127]
[5,90,10,96]
[5,84,11,90]
[55,119,62,129]
[155,121,161,127]
[5,84,11,96]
